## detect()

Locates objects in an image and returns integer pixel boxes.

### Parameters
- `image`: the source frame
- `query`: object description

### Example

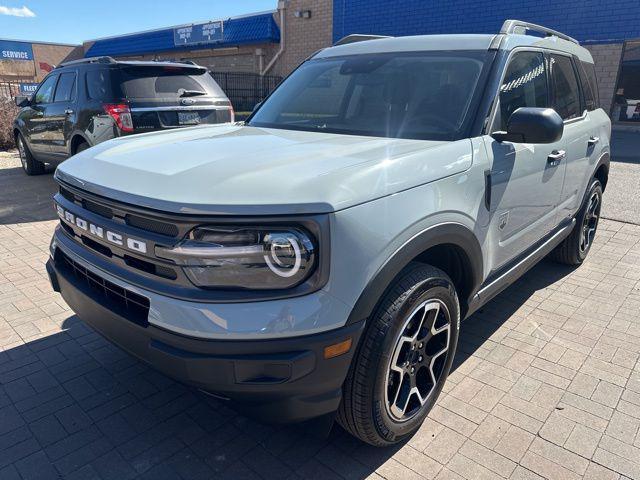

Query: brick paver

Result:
[1,153,640,479]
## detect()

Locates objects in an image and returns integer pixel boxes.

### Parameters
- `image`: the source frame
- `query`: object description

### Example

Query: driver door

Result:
[23,74,58,156]
[483,50,566,273]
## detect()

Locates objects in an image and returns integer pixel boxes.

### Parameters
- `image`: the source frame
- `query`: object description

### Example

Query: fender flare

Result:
[593,151,610,189]
[346,222,484,325]
[68,131,92,155]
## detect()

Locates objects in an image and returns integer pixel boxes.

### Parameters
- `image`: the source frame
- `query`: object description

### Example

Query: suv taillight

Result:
[103,103,133,132]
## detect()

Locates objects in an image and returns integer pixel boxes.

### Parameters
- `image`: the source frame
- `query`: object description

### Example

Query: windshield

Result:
[248,51,489,140]
[119,66,226,99]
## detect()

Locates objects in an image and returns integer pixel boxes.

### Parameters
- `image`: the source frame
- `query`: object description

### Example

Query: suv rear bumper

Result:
[46,255,365,424]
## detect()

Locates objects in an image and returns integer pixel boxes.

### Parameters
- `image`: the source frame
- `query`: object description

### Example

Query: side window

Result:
[499,51,548,130]
[578,60,599,111]
[53,72,76,103]
[549,54,581,120]
[86,69,112,100]
[33,75,58,104]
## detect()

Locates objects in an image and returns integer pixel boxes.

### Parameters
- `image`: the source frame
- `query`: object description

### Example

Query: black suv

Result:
[13,56,233,175]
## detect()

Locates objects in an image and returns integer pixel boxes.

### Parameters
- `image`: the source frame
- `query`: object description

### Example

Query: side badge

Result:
[498,211,509,231]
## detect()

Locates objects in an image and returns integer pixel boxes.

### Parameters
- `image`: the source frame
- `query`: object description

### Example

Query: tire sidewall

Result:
[371,277,460,443]
[75,142,89,154]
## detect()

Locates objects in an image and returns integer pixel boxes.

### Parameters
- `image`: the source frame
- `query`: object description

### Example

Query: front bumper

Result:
[47,252,364,423]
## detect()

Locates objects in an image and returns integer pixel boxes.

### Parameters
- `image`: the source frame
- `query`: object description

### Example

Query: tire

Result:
[337,263,460,446]
[74,142,89,154]
[550,179,603,265]
[16,133,45,175]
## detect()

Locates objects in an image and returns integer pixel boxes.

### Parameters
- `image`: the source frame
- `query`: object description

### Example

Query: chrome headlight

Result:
[156,226,316,290]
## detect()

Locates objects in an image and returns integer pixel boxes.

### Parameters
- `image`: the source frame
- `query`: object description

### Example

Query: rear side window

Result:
[499,51,548,129]
[578,61,599,111]
[86,69,116,100]
[549,54,581,120]
[54,72,76,103]
[33,75,58,104]
[118,66,225,99]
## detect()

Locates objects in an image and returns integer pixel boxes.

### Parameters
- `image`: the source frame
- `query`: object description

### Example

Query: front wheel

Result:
[550,179,603,265]
[337,263,460,446]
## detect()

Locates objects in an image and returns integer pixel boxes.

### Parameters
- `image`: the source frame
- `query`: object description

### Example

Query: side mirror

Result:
[15,96,30,108]
[491,107,563,144]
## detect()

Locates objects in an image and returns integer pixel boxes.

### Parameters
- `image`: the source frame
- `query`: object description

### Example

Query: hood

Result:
[55,124,473,215]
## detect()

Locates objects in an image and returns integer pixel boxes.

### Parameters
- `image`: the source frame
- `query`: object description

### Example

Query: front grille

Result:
[59,186,179,238]
[125,214,178,237]
[83,199,113,219]
[56,250,149,326]
[60,186,76,203]
[60,223,177,281]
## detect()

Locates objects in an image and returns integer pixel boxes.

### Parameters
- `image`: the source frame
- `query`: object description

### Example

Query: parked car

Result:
[46,20,610,446]
[13,57,233,175]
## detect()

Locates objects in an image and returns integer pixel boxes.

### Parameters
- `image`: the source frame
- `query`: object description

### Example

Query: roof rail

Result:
[334,34,392,46]
[500,20,579,45]
[57,56,117,68]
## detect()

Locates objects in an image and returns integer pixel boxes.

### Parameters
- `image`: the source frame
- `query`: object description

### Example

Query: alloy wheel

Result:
[384,299,451,422]
[17,137,27,170]
[580,191,600,253]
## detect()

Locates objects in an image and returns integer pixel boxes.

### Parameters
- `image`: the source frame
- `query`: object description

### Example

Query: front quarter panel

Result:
[325,138,489,321]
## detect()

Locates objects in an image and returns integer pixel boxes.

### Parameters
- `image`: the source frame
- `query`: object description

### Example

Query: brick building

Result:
[68,0,639,123]
[0,38,82,87]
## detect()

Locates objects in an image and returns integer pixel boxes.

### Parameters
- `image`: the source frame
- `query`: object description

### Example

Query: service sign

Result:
[0,40,34,61]
[19,83,38,95]
[174,21,223,46]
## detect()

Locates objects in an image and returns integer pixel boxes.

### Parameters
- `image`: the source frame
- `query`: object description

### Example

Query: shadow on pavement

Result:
[0,257,575,478]
[0,166,58,225]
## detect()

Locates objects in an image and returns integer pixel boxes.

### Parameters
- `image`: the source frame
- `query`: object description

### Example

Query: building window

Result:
[613,40,640,122]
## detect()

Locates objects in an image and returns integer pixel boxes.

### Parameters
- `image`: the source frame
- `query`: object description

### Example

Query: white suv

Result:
[47,20,611,445]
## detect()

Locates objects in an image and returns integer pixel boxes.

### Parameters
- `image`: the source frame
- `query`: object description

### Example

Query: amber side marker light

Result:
[324,338,353,359]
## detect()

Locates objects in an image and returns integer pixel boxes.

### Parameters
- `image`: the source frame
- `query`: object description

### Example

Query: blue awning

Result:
[85,12,279,57]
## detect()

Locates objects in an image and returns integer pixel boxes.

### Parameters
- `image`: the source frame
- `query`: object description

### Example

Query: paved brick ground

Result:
[1,152,640,479]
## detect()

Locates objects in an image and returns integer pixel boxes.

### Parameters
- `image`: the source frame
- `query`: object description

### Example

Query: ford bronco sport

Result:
[46,20,611,446]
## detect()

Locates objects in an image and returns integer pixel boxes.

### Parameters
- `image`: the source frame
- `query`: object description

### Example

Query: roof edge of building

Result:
[84,9,277,43]
[0,38,80,47]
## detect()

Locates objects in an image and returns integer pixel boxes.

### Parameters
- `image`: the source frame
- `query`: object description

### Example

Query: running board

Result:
[466,219,575,317]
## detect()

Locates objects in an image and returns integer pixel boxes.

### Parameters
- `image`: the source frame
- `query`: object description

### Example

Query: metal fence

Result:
[0,82,21,99]
[210,72,282,114]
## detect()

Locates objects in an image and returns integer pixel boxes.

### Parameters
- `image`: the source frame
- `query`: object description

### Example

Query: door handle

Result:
[588,136,599,146]
[547,150,565,164]
[64,109,74,115]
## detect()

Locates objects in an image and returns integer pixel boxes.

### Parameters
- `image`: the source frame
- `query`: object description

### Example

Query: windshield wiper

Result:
[178,89,206,97]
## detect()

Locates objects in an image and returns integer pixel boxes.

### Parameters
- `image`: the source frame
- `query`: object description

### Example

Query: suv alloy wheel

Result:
[337,263,459,446]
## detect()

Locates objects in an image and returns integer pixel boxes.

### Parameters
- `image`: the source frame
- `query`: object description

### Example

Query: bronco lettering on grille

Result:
[56,203,148,254]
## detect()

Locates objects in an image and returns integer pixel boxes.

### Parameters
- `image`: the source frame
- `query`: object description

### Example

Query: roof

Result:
[316,34,497,58]
[0,37,79,47]
[85,12,279,58]
[316,32,592,63]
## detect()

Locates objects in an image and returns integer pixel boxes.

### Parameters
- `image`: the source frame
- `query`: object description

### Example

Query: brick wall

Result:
[31,44,82,81]
[116,44,278,74]
[0,43,81,82]
[584,43,624,113]
[273,0,333,76]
